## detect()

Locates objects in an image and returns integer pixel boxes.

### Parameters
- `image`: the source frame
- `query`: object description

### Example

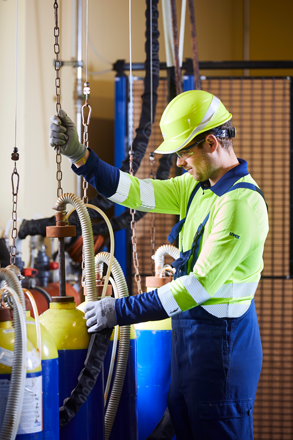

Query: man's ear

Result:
[205,134,218,152]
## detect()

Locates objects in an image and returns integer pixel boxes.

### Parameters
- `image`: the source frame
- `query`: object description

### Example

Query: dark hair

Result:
[195,119,234,151]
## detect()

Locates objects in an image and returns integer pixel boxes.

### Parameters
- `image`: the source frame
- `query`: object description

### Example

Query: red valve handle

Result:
[22,268,38,277]
[49,262,59,270]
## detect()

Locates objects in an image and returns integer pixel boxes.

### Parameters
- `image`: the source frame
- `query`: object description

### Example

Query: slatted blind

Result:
[132,76,292,439]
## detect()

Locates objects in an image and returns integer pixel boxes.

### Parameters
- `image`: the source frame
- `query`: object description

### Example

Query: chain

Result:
[53,0,63,198]
[129,152,142,294]
[148,153,156,274]
[81,82,91,204]
[10,2,20,266]
[10,150,20,265]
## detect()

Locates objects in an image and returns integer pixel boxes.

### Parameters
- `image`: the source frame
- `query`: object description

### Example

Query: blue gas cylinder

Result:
[25,306,59,440]
[135,276,175,440]
[40,296,104,440]
[104,325,137,440]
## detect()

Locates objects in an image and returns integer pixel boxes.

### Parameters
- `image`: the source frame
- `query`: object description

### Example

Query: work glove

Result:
[49,109,87,164]
[84,297,117,333]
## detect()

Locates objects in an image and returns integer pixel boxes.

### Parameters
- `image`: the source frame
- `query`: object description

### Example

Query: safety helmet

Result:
[155,90,232,155]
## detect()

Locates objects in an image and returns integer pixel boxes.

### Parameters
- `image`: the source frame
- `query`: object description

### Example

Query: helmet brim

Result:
[155,113,232,155]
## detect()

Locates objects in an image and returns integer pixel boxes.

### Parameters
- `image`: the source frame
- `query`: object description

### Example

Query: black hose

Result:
[59,328,112,428]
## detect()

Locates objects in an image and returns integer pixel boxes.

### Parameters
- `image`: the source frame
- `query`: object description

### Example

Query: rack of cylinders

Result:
[135,245,180,440]
[0,193,137,440]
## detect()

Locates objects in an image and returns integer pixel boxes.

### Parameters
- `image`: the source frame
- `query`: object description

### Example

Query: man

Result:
[50,90,269,440]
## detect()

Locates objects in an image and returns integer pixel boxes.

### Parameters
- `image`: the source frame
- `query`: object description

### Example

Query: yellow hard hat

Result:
[155,90,232,155]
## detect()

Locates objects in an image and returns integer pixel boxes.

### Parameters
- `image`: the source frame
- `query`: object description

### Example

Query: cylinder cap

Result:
[51,296,75,303]
[0,308,13,322]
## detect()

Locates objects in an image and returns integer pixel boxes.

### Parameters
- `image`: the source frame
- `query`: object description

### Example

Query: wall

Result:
[0,0,292,264]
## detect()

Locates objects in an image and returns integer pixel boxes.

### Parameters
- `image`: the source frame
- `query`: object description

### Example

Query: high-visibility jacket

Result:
[74,150,269,321]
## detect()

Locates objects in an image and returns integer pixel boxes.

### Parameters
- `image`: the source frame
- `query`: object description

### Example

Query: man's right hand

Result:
[49,109,87,164]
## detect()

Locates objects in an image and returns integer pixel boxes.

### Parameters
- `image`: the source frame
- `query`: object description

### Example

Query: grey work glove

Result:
[84,297,117,333]
[49,109,87,164]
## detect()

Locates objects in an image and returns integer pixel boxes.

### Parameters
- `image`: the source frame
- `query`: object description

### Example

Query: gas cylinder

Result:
[0,307,43,439]
[24,295,59,440]
[39,296,104,440]
[78,287,137,440]
[104,325,137,440]
[135,276,174,440]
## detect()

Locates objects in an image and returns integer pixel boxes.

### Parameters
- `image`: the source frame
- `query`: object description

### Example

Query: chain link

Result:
[129,151,142,294]
[53,0,63,198]
[81,82,91,205]
[10,153,20,265]
[148,152,156,275]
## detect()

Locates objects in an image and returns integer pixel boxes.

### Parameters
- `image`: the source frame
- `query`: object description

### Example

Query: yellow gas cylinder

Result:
[135,276,173,440]
[25,303,59,440]
[39,296,104,440]
[0,307,43,439]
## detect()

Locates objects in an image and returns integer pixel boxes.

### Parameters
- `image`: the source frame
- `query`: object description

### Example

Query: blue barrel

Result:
[104,326,137,440]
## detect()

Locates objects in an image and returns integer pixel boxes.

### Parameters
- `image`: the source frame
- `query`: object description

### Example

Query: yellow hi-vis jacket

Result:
[106,158,269,319]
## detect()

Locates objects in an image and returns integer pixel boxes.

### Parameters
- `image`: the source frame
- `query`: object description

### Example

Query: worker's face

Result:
[176,137,217,182]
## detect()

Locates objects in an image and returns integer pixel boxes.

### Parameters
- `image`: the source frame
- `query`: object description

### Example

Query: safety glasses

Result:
[175,139,205,159]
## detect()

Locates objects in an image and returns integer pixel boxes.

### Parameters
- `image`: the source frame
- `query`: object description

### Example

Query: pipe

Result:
[187,0,201,90]
[94,252,130,440]
[0,281,27,440]
[170,0,182,95]
[53,193,97,301]
[23,289,42,367]
[66,201,115,299]
[104,276,119,405]
[75,0,83,198]
[153,244,180,277]
[178,0,186,67]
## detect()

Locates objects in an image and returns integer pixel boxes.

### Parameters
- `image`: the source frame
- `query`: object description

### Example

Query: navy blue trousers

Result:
[168,300,262,440]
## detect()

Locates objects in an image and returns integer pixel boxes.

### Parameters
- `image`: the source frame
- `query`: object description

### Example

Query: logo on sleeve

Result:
[229,232,240,239]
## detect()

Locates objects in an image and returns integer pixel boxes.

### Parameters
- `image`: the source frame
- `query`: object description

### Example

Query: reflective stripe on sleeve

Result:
[212,282,258,298]
[180,274,211,305]
[157,283,182,317]
[139,179,156,211]
[201,301,252,318]
[108,171,131,204]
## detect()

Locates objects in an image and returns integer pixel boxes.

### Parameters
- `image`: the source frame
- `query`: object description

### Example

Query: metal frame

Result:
[114,61,293,280]
[114,74,128,276]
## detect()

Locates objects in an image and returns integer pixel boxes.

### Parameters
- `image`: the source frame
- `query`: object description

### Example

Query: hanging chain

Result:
[81,0,91,287]
[10,150,20,266]
[80,85,91,287]
[10,0,20,266]
[81,83,91,205]
[129,153,142,294]
[128,0,142,294]
[149,153,156,274]
[53,0,63,198]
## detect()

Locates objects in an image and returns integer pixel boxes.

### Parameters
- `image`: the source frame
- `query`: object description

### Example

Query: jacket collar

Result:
[200,158,249,196]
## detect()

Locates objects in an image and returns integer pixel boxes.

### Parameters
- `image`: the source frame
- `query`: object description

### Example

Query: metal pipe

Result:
[116,60,293,71]
[244,0,250,77]
[58,237,66,296]
[170,0,182,95]
[54,193,97,301]
[187,0,201,90]
[75,0,83,198]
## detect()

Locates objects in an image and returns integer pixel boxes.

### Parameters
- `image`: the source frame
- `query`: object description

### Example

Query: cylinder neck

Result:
[50,296,76,309]
[0,308,13,323]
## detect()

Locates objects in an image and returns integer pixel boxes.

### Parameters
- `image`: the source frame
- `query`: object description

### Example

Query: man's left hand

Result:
[84,297,117,333]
